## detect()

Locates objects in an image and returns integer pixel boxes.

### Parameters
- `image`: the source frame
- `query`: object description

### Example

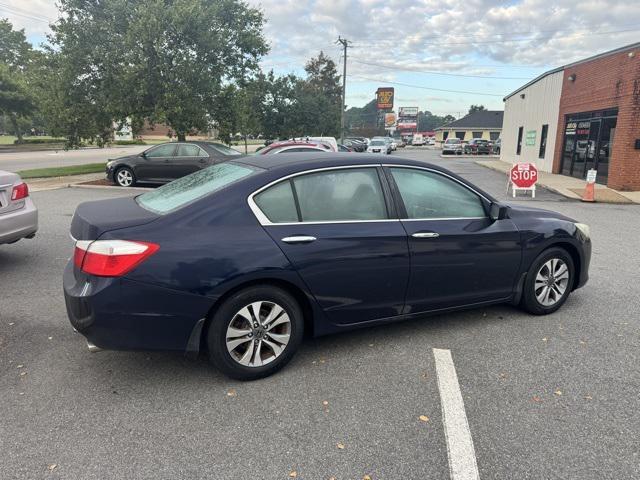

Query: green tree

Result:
[0,20,38,142]
[0,64,34,141]
[49,0,268,145]
[468,104,486,114]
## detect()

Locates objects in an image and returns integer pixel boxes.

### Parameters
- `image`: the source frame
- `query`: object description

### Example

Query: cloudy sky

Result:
[4,0,640,117]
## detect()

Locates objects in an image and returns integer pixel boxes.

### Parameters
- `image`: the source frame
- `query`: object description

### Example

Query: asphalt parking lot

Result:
[1,150,639,479]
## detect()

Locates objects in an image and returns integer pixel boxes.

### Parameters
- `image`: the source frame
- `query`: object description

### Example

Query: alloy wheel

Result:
[534,258,570,307]
[225,301,291,367]
[116,169,133,187]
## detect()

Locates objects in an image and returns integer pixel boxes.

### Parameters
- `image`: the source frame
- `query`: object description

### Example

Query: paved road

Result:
[1,151,639,479]
[0,146,147,172]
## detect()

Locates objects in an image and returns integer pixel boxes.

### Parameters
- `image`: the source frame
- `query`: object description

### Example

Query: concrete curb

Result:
[441,154,501,159]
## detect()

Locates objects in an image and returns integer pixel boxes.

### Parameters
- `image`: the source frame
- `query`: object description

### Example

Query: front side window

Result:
[390,168,486,219]
[138,162,257,214]
[146,144,177,158]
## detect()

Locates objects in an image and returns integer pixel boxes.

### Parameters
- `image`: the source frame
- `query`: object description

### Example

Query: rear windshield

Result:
[137,162,258,214]
[446,139,461,144]
[370,140,385,146]
[206,143,242,156]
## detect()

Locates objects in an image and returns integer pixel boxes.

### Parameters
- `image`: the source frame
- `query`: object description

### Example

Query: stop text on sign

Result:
[510,163,538,188]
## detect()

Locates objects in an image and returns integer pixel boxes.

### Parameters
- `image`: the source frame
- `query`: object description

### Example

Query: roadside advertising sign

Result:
[508,163,538,198]
[376,88,394,109]
[384,112,397,129]
[399,107,419,117]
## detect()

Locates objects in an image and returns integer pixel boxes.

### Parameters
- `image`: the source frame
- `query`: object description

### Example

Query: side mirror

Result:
[490,203,509,221]
[140,151,147,158]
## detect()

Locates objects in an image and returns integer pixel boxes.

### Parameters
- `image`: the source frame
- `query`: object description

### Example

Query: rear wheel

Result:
[207,286,304,380]
[521,247,574,315]
[114,167,136,187]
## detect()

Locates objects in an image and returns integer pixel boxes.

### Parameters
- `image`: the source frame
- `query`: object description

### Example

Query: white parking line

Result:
[433,348,480,480]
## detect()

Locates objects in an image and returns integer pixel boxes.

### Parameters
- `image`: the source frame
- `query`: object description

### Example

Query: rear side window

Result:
[176,144,205,157]
[254,181,298,223]
[137,162,257,214]
[252,168,388,223]
[390,167,486,219]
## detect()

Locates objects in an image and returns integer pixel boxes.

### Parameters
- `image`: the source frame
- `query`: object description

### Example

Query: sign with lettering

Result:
[376,88,394,109]
[525,130,536,146]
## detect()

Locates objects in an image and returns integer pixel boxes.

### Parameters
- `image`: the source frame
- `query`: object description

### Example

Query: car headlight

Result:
[575,223,590,239]
[106,160,115,168]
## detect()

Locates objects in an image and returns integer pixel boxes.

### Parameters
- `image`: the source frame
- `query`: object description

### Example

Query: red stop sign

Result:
[510,163,538,188]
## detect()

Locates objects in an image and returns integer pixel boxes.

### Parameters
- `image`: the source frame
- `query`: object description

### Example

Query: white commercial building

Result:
[501,68,563,172]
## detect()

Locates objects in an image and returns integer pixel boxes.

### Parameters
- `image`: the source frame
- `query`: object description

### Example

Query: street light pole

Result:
[337,36,348,145]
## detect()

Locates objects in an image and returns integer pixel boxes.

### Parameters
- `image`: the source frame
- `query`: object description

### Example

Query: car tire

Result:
[114,167,136,187]
[207,286,304,380]
[520,247,575,315]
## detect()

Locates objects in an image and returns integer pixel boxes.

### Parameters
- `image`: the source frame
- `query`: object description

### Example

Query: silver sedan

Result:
[0,170,38,245]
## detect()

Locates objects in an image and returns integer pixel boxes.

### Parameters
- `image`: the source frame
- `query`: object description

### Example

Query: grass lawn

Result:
[0,135,67,145]
[17,163,106,179]
[0,135,17,144]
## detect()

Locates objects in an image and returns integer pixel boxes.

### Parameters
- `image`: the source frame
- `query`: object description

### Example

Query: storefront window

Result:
[560,109,617,185]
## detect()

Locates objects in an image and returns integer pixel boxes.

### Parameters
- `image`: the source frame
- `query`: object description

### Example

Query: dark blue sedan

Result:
[64,154,591,380]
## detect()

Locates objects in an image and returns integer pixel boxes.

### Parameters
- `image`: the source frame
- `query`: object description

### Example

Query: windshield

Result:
[137,162,258,214]
[370,140,385,146]
[206,143,242,156]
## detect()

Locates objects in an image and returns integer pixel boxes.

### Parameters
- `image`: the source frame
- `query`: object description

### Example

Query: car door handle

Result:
[412,232,440,238]
[281,236,317,244]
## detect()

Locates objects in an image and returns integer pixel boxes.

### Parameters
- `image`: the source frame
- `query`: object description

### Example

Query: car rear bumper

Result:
[63,261,214,352]
[0,198,38,244]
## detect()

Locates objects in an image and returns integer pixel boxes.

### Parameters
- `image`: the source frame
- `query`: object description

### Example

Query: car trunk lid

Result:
[71,196,160,240]
[0,171,22,215]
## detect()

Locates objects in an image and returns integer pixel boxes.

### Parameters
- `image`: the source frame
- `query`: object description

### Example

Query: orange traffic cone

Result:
[581,182,595,202]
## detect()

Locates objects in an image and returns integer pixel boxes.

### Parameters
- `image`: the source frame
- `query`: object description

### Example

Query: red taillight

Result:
[11,183,29,201]
[74,240,159,277]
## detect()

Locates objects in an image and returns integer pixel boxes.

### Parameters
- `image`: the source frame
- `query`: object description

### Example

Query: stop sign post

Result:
[508,163,538,198]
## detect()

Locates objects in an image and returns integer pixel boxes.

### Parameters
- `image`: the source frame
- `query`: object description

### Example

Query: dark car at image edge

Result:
[105,141,242,187]
[64,153,591,380]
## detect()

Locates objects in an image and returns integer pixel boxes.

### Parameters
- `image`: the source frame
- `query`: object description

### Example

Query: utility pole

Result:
[337,36,349,145]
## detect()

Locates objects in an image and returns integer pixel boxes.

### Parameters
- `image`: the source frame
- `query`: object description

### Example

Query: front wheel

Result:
[207,286,304,380]
[520,247,574,315]
[114,167,136,187]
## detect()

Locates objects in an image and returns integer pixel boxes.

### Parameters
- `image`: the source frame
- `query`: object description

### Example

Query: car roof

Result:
[236,152,430,171]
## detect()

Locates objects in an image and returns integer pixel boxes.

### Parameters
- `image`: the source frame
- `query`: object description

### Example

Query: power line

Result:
[0,3,53,23]
[0,2,52,20]
[350,26,640,48]
[350,59,532,80]
[351,75,504,97]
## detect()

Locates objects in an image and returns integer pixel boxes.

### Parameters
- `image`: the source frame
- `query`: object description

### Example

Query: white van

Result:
[412,134,425,146]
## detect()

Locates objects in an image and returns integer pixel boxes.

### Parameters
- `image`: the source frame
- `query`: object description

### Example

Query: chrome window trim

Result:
[247,163,491,226]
